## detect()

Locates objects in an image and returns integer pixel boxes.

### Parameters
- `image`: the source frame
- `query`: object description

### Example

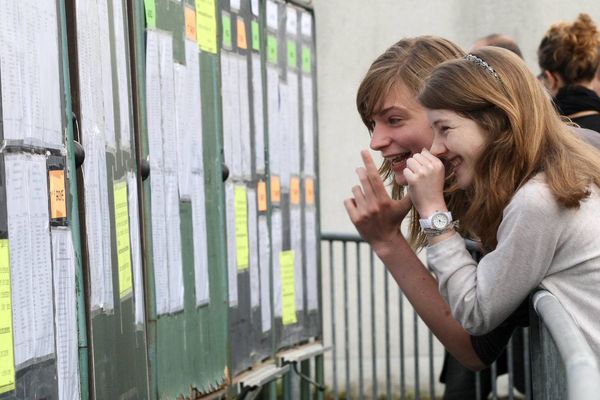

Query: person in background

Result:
[472,33,523,58]
[538,13,600,132]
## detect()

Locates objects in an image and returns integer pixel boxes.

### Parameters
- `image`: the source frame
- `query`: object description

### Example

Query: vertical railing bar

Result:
[400,291,406,400]
[370,250,377,400]
[384,270,391,399]
[329,240,338,400]
[475,371,482,400]
[428,331,435,400]
[343,242,350,399]
[523,327,531,400]
[356,243,364,400]
[491,361,498,400]
[507,336,514,400]
[414,311,420,400]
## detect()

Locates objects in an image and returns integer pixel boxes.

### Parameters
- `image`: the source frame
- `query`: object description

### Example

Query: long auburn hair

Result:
[356,36,465,247]
[418,47,600,250]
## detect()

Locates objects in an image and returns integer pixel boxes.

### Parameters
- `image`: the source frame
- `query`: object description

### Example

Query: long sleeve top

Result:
[427,174,600,360]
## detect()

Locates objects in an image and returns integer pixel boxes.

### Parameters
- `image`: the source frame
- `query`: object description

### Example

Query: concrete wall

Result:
[312,1,600,396]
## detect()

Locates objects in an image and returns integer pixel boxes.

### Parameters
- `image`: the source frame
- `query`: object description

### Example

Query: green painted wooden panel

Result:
[65,0,150,398]
[139,0,229,397]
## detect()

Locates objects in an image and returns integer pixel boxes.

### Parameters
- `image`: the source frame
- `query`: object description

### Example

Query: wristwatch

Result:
[419,211,456,236]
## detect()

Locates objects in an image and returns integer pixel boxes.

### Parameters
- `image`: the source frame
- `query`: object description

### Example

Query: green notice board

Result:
[66,0,150,398]
[141,0,229,397]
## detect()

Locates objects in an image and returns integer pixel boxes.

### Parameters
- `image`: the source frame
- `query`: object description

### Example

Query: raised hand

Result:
[403,149,447,218]
[344,150,412,255]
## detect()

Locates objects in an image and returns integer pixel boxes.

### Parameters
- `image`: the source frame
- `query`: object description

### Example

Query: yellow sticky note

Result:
[290,177,300,205]
[49,169,67,219]
[257,180,268,212]
[280,250,297,325]
[185,5,197,41]
[304,178,315,205]
[113,181,133,299]
[236,17,247,50]
[195,0,217,53]
[234,185,249,270]
[0,240,15,395]
[270,176,281,204]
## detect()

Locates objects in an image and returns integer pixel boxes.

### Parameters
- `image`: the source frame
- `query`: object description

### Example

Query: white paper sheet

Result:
[150,168,170,315]
[175,40,203,198]
[127,172,145,327]
[220,53,243,179]
[287,71,300,177]
[166,174,184,313]
[230,0,241,12]
[98,0,116,150]
[247,189,260,308]
[301,11,312,38]
[146,31,164,170]
[286,6,297,36]
[158,34,178,175]
[83,132,114,312]
[271,209,282,317]
[237,57,252,179]
[51,228,82,400]
[112,0,132,152]
[258,216,272,332]
[302,75,315,175]
[266,0,278,31]
[251,0,259,16]
[290,207,303,311]
[225,183,238,306]
[5,154,55,368]
[305,207,318,311]
[277,80,290,188]
[251,54,265,173]
[191,172,210,306]
[0,1,62,147]
[267,66,280,176]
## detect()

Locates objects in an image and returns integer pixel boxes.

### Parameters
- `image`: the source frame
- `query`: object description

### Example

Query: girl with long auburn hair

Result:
[347,46,600,366]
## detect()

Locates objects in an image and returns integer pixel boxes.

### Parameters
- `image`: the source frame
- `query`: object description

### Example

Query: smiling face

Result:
[369,82,433,185]
[426,109,487,189]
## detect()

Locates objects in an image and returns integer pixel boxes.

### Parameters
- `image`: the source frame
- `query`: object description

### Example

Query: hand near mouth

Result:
[403,149,448,218]
[344,150,413,255]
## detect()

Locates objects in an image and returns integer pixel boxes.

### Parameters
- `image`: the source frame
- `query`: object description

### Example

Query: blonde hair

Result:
[356,36,464,247]
[538,13,600,85]
[419,47,600,250]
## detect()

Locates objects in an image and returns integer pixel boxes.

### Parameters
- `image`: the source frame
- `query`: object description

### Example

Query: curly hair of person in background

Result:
[538,13,600,132]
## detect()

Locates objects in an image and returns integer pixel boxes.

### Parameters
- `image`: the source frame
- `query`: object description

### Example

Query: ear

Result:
[542,71,561,93]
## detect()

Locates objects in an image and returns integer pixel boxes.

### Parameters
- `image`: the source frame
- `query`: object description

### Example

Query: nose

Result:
[369,125,391,151]
[430,135,446,157]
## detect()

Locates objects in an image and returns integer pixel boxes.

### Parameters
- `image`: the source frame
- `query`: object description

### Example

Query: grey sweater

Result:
[427,174,600,360]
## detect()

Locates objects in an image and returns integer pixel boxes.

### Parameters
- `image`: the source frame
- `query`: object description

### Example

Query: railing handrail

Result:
[533,290,600,399]
[320,232,364,243]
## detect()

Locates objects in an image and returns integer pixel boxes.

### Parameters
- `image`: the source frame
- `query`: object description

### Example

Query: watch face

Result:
[432,213,450,229]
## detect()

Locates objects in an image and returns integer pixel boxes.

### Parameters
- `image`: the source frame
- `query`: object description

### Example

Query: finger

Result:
[405,157,424,174]
[351,185,368,209]
[403,167,417,184]
[360,150,388,198]
[343,198,359,221]
[356,167,375,200]
[419,149,444,166]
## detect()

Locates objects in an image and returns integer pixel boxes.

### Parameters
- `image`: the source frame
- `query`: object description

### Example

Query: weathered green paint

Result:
[58,0,89,398]
[140,0,230,397]
[66,0,150,398]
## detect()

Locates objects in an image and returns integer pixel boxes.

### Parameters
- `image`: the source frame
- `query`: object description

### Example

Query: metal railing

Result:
[531,290,600,400]
[321,232,530,399]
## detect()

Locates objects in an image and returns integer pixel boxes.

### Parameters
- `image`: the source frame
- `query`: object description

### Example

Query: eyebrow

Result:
[375,105,409,116]
[432,118,450,127]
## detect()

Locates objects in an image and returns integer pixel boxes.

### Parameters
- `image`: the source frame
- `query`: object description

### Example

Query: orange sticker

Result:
[270,176,281,204]
[304,178,315,205]
[49,169,67,219]
[290,177,300,205]
[257,180,268,211]
[236,17,247,50]
[184,5,197,41]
